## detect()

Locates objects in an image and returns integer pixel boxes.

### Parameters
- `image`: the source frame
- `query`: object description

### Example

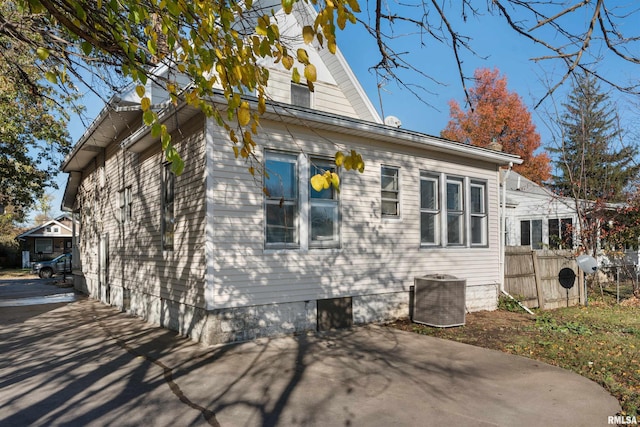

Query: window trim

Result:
[161,163,175,251]
[521,219,543,249]
[35,238,53,254]
[264,151,300,249]
[309,159,340,249]
[381,165,401,218]
[119,186,133,224]
[445,175,465,246]
[470,180,488,247]
[420,172,440,246]
[419,171,489,249]
[290,82,313,109]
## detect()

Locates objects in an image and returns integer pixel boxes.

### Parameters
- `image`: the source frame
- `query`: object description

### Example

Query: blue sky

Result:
[44,3,639,222]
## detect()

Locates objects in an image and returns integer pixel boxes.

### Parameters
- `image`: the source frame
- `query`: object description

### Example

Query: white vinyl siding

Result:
[208,118,503,310]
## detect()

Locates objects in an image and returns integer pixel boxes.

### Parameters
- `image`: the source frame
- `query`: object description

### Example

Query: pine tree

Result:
[551,73,639,203]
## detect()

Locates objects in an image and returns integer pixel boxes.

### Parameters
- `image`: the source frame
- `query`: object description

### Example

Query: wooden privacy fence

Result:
[504,247,584,310]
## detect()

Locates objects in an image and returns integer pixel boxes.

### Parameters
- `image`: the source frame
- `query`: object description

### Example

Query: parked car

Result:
[32,253,72,279]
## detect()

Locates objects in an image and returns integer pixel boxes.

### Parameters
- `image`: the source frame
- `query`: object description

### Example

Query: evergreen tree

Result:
[551,73,639,203]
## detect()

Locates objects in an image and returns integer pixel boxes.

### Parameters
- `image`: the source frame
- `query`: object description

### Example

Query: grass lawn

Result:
[391,284,640,417]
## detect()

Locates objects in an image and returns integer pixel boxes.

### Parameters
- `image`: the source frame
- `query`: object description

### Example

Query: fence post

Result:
[532,250,545,310]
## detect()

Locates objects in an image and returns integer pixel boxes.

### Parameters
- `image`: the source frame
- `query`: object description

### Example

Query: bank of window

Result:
[309,161,339,248]
[420,173,488,248]
[549,218,573,249]
[521,219,543,249]
[470,181,487,246]
[446,177,465,245]
[381,166,400,217]
[420,173,439,245]
[162,164,175,251]
[119,186,132,223]
[35,238,53,254]
[291,82,311,108]
[265,152,299,247]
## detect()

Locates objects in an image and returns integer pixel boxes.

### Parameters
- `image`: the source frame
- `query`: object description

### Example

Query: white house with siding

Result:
[502,170,578,250]
[61,2,521,345]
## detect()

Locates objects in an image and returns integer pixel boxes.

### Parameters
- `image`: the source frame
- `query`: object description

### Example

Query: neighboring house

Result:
[502,170,578,250]
[61,1,521,345]
[16,214,75,265]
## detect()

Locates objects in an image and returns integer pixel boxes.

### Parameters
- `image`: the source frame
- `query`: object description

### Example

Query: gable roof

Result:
[16,218,73,240]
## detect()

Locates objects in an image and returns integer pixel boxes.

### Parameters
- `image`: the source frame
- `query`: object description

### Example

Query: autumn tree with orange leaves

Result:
[441,68,551,183]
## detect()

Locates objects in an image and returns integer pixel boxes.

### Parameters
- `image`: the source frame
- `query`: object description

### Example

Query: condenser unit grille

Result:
[413,275,466,327]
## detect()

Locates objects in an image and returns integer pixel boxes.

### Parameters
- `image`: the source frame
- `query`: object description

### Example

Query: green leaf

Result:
[45,71,57,84]
[36,47,49,60]
[143,110,155,125]
[81,41,93,56]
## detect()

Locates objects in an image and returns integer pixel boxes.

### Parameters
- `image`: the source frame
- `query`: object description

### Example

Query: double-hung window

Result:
[521,219,543,249]
[381,166,400,217]
[309,161,339,248]
[265,152,299,247]
[162,163,175,251]
[548,218,573,249]
[446,177,465,245]
[470,181,487,246]
[420,172,439,245]
[291,82,311,108]
[119,186,132,223]
[420,172,488,247]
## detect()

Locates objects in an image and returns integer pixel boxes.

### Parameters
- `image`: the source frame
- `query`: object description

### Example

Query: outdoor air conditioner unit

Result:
[413,274,466,327]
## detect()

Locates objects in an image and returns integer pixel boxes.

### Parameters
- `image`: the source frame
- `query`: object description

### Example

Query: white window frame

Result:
[381,166,400,218]
[470,180,488,246]
[521,219,543,249]
[309,159,340,248]
[420,172,489,249]
[162,163,175,251]
[445,176,465,246]
[290,82,313,108]
[420,172,440,245]
[264,152,299,249]
[119,186,133,223]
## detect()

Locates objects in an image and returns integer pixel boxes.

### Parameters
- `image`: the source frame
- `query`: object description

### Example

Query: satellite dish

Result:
[576,255,598,274]
[384,116,402,128]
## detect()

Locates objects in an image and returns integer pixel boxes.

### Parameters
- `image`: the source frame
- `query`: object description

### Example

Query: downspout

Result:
[499,163,534,315]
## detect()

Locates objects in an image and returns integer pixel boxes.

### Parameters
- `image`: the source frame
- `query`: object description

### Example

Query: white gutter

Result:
[500,163,534,315]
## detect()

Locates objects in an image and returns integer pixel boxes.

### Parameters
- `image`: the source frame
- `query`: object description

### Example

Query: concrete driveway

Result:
[0,278,621,426]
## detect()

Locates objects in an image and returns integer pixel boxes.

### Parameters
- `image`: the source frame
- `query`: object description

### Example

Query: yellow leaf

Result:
[238,101,251,126]
[292,67,300,84]
[296,48,310,65]
[328,38,336,54]
[282,55,294,70]
[302,26,314,44]
[310,174,326,192]
[141,97,151,111]
[330,172,340,189]
[135,85,146,98]
[335,151,344,166]
[304,64,317,83]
